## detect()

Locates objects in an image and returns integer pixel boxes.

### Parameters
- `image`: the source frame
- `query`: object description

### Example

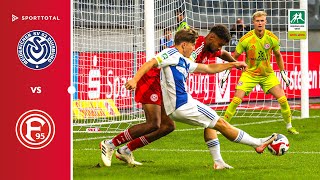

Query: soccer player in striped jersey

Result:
[100,25,238,169]
[223,11,299,134]
[125,29,277,169]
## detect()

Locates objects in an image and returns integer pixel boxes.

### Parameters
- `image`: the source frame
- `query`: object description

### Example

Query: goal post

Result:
[300,0,309,118]
[72,0,308,133]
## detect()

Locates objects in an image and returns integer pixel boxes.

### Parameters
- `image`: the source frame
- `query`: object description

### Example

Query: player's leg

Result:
[117,104,175,163]
[210,118,277,153]
[106,103,161,148]
[101,103,161,166]
[224,72,256,122]
[268,85,299,134]
[170,98,276,167]
[171,98,275,151]
[143,104,176,142]
[262,73,299,134]
[204,128,233,170]
[170,98,232,169]
[223,89,245,122]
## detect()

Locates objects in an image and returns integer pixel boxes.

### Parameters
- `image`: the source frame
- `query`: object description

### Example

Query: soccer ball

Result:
[267,134,290,156]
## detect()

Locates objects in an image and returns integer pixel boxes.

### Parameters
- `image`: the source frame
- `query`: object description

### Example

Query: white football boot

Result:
[213,162,234,170]
[115,149,142,166]
[255,133,278,154]
[100,140,114,166]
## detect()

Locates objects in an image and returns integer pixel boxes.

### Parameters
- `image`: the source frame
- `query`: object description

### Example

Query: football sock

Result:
[111,129,133,147]
[277,96,292,126]
[224,97,241,122]
[127,136,150,151]
[206,139,223,164]
[233,129,262,148]
[286,123,292,129]
[105,140,116,149]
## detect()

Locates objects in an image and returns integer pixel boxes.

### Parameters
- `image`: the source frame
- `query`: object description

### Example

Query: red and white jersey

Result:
[135,67,161,105]
[193,36,222,64]
[135,36,222,105]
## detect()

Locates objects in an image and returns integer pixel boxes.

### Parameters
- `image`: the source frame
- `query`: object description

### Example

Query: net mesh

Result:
[72,0,301,133]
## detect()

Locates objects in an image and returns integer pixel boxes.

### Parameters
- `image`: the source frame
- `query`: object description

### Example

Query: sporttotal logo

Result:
[12,14,19,22]
[17,30,57,70]
[16,110,55,149]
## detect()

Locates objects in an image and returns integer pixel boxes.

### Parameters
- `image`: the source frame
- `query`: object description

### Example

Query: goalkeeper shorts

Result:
[236,72,280,95]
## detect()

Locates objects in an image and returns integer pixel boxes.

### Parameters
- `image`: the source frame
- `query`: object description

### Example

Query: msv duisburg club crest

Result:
[17,30,57,70]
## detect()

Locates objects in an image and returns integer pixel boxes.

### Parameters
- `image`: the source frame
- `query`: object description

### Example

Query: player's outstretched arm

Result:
[219,50,238,88]
[232,50,241,60]
[195,61,247,74]
[274,49,290,87]
[220,50,237,62]
[274,49,285,70]
[125,58,158,90]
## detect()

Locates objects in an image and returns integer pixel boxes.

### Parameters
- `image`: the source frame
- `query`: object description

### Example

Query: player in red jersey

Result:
[100,25,238,169]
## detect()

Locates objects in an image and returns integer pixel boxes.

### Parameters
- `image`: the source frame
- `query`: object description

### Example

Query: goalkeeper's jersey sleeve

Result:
[236,29,280,77]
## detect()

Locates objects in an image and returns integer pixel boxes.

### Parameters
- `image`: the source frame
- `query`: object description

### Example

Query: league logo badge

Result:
[17,30,57,70]
[16,110,55,149]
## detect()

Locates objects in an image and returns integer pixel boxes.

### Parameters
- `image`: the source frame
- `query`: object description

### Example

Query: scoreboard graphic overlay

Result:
[1,0,71,179]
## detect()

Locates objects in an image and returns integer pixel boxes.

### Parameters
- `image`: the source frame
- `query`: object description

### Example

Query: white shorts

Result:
[169,96,220,128]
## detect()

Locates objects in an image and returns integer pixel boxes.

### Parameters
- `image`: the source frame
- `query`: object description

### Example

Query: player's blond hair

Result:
[252,11,267,20]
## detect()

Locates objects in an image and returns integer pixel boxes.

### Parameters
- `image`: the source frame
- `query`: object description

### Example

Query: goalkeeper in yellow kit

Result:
[223,11,299,134]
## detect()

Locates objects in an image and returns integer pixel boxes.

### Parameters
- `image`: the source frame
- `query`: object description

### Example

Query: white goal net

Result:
[72,0,302,133]
[72,0,146,133]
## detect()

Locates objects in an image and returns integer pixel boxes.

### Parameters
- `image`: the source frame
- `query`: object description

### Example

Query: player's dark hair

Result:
[210,24,231,43]
[174,29,198,45]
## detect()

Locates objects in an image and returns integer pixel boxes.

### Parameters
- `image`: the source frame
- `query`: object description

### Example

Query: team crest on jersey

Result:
[264,43,270,49]
[237,81,243,86]
[150,94,158,102]
[17,30,57,70]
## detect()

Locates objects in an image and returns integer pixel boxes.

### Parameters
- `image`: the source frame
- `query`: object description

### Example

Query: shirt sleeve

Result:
[272,37,280,51]
[235,40,245,54]
[154,49,179,68]
[188,61,198,73]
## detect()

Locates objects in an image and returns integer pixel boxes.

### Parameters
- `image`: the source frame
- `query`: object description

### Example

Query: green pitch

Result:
[73,109,320,179]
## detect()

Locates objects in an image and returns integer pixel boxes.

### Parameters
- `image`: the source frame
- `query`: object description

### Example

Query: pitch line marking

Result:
[73,116,319,142]
[73,119,282,141]
[73,136,114,142]
[76,148,320,155]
